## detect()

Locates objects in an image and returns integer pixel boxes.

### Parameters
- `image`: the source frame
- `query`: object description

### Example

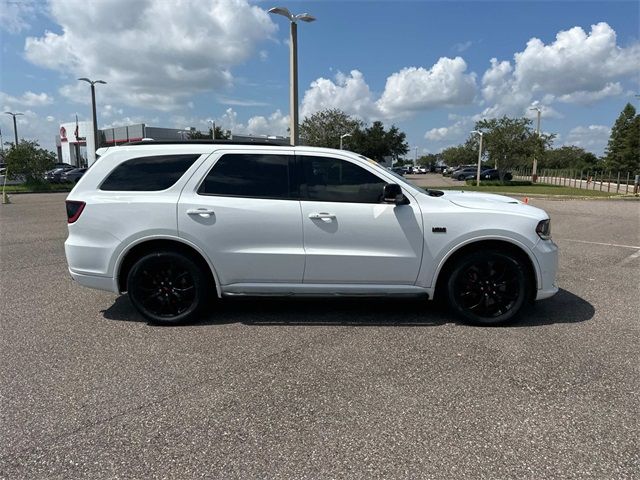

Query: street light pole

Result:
[78,78,107,152]
[4,112,24,147]
[530,106,541,182]
[269,7,315,146]
[340,133,351,150]
[471,130,484,186]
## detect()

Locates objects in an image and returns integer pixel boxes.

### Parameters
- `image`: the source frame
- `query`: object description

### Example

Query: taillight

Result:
[66,201,86,224]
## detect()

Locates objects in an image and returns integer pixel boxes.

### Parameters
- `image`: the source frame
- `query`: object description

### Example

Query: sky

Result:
[1,0,639,156]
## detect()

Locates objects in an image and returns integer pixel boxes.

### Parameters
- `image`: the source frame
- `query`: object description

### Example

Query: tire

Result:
[446,250,531,325]
[127,250,208,325]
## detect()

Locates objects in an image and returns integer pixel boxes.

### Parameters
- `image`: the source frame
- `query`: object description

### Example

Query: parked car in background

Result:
[61,168,88,183]
[452,166,491,180]
[444,165,472,176]
[481,169,513,181]
[45,166,75,183]
[390,167,405,176]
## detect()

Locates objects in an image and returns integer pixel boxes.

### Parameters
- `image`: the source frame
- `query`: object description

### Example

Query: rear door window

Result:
[100,154,200,191]
[198,153,295,199]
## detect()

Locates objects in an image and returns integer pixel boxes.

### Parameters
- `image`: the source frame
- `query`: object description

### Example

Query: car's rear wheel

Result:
[127,251,207,325]
[447,250,530,325]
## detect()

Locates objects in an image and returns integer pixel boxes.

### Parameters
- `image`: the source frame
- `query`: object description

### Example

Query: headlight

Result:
[536,219,551,240]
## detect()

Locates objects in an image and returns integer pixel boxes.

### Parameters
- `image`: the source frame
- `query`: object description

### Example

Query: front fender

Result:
[417,231,542,290]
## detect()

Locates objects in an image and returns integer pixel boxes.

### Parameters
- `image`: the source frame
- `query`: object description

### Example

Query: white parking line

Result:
[619,249,640,266]
[559,239,640,250]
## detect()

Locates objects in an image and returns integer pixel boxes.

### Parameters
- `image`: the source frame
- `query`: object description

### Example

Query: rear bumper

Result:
[69,268,118,293]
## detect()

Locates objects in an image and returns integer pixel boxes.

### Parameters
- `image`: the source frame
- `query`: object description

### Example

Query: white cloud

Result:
[101,105,124,119]
[564,125,611,155]
[377,57,477,117]
[24,0,277,111]
[514,23,639,96]
[301,70,378,120]
[301,60,477,121]
[453,41,473,53]
[0,0,39,33]
[0,110,57,150]
[217,108,289,137]
[0,91,54,107]
[557,82,624,104]
[478,22,639,118]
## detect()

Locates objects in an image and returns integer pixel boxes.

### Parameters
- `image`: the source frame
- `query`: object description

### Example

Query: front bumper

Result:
[532,238,559,300]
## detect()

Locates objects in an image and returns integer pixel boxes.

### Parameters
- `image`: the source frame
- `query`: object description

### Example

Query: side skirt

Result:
[221,283,430,299]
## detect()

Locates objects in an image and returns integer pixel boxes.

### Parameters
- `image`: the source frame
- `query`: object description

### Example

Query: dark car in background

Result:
[481,169,513,181]
[61,168,88,183]
[45,165,75,183]
[452,166,491,180]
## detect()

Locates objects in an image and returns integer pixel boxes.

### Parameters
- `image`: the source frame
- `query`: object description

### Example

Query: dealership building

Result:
[56,123,288,166]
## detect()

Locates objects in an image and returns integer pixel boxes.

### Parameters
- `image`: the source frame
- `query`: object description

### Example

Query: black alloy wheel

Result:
[447,250,530,325]
[127,251,206,325]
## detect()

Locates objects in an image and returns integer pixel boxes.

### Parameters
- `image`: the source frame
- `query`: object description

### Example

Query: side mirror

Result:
[383,183,408,205]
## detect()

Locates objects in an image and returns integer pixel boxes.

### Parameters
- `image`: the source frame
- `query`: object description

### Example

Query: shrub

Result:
[4,140,56,184]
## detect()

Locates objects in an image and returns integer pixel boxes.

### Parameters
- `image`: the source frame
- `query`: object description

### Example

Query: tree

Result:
[300,109,409,162]
[350,120,409,161]
[4,140,56,184]
[300,109,362,149]
[604,103,640,173]
[541,146,599,171]
[188,126,230,140]
[440,145,476,166]
[473,116,554,170]
[417,153,441,168]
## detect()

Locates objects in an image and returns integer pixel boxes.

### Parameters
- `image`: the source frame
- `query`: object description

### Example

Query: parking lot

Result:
[1,193,638,479]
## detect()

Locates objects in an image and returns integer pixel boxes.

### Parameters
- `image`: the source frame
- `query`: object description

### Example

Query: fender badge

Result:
[432,227,447,233]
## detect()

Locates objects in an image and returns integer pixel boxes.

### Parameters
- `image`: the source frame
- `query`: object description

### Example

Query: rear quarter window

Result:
[100,154,200,191]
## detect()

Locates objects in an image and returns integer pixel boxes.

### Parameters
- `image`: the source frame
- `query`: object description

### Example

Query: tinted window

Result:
[300,156,387,203]
[100,154,199,191]
[198,153,293,199]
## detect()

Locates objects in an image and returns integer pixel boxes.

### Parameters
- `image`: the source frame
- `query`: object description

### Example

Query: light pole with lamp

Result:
[78,78,106,152]
[4,112,24,147]
[340,132,351,150]
[471,130,484,186]
[530,106,541,182]
[268,7,315,146]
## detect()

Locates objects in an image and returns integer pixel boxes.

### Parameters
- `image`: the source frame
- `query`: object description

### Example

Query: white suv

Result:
[65,141,558,326]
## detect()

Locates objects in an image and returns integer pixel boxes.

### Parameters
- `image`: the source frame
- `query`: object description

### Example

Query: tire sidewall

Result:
[447,250,529,326]
[127,251,206,325]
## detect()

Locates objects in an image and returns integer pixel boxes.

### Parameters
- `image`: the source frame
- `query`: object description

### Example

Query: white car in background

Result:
[65,141,558,326]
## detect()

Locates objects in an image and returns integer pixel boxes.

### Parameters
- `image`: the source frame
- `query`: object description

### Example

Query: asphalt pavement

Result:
[1,193,638,479]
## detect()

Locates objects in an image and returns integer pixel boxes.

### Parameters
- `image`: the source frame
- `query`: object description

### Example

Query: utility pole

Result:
[78,78,106,153]
[471,130,484,185]
[4,112,23,147]
[530,106,541,182]
[269,7,316,146]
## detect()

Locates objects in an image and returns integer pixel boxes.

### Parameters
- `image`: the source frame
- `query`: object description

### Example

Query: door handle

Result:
[187,208,215,218]
[308,212,336,220]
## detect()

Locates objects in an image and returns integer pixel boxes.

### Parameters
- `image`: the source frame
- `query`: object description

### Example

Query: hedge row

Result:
[465,180,533,186]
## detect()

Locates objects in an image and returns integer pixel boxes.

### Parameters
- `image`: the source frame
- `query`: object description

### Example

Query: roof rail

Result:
[121,139,290,147]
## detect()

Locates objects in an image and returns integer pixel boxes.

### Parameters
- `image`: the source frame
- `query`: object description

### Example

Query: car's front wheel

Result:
[446,250,531,325]
[127,251,207,325]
